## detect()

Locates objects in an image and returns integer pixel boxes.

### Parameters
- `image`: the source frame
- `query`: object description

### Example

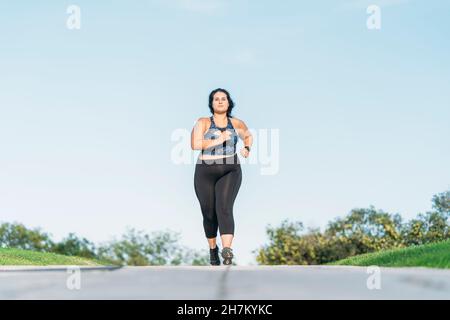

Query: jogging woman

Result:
[191,88,253,265]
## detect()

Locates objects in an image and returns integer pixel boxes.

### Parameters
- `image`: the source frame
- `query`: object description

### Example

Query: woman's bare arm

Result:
[234,118,253,149]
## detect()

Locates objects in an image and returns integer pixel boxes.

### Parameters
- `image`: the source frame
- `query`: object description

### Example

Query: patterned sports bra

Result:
[202,116,239,157]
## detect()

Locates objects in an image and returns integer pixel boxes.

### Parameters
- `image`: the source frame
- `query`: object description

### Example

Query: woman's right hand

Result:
[219,130,232,142]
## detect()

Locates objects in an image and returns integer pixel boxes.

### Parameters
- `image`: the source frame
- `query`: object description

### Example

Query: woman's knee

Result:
[200,204,216,219]
[216,203,234,217]
[203,221,218,238]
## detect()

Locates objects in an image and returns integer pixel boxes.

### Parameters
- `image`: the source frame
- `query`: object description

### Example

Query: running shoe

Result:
[210,245,221,265]
[221,247,234,265]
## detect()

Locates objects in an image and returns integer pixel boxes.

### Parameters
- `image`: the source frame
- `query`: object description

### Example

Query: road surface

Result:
[0,265,449,299]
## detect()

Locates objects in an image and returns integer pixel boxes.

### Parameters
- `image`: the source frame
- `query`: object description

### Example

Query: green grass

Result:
[0,248,106,266]
[330,240,450,269]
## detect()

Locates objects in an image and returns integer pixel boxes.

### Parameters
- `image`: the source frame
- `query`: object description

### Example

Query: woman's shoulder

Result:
[196,116,212,123]
[195,117,213,132]
[229,116,244,128]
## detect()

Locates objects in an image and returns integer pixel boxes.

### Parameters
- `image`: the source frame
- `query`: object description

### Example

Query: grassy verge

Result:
[329,239,450,269]
[0,248,107,266]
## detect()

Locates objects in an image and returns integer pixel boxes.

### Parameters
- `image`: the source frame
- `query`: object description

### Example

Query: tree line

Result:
[255,190,449,264]
[1,190,448,266]
[0,225,209,266]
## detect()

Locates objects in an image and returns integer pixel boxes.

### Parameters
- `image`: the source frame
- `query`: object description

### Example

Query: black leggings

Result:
[194,153,242,238]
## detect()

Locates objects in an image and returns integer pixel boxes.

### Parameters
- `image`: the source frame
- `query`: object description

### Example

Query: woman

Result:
[191,88,253,265]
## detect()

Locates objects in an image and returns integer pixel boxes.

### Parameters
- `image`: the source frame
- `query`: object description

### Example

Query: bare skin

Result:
[191,91,253,250]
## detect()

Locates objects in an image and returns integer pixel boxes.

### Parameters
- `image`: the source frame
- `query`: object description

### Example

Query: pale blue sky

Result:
[1,1,449,265]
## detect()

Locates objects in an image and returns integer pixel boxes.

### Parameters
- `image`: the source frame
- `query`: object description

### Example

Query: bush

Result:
[0,222,54,251]
[51,233,97,259]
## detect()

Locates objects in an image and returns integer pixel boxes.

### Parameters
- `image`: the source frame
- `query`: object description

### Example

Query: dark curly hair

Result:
[208,88,235,117]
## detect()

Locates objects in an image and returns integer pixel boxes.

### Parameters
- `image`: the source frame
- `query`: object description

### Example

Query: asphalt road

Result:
[0,265,449,299]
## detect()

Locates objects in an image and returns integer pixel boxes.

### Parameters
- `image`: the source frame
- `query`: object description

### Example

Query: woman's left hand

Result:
[240,147,250,158]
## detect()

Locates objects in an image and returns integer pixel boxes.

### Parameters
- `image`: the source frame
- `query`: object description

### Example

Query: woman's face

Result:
[212,91,229,114]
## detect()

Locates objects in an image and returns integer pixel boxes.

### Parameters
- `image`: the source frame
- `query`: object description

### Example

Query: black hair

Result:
[208,88,235,117]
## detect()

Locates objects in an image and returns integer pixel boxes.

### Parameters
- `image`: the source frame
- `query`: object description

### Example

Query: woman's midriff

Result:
[199,153,236,160]
[197,153,239,165]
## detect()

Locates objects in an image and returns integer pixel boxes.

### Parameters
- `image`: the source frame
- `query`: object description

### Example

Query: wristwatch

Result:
[244,146,251,152]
